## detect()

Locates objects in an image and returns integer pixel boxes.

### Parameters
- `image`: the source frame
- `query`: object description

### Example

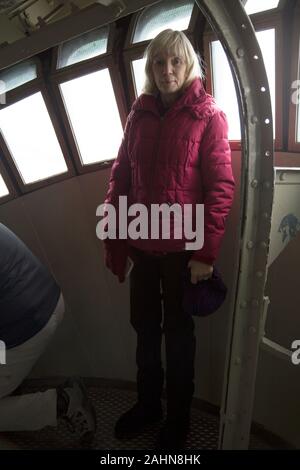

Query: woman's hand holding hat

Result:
[182,265,227,317]
[187,260,213,284]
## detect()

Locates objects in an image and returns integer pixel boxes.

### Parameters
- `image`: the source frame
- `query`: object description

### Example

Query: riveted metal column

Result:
[195,0,274,449]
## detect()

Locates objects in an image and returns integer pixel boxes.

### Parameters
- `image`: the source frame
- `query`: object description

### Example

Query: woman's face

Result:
[152,52,188,100]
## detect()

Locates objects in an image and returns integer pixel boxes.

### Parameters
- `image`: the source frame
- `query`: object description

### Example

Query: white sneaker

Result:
[62,377,96,444]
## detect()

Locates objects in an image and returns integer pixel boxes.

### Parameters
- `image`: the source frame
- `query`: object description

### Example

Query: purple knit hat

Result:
[182,266,227,317]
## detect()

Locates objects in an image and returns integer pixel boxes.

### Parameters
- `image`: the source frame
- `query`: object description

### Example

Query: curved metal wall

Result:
[196,0,274,449]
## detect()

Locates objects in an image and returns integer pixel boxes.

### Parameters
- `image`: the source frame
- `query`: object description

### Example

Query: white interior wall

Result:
[254,230,300,448]
[0,152,240,387]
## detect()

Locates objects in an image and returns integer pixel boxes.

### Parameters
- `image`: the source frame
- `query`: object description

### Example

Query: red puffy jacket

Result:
[104,78,235,277]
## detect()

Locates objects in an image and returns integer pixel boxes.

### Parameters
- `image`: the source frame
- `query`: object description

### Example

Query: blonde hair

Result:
[142,29,202,95]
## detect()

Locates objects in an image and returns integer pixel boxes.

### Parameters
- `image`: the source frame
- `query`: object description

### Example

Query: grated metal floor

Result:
[0,384,272,450]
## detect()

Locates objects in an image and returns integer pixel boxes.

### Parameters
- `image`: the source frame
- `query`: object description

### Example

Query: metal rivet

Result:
[251,115,258,124]
[240,301,247,308]
[241,23,247,30]
[256,271,263,278]
[235,357,242,365]
[247,241,254,249]
[263,212,270,219]
[263,181,271,189]
[265,150,271,157]
[237,47,245,58]
[253,54,259,60]
[251,179,259,188]
[265,118,270,124]
[261,86,266,92]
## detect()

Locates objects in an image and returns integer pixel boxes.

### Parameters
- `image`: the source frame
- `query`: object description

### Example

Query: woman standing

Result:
[104,29,235,449]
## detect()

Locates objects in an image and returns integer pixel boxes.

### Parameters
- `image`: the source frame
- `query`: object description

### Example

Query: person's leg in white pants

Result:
[0,293,65,431]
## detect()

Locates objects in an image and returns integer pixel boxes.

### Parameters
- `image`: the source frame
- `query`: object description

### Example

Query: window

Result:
[132,58,146,97]
[0,93,67,185]
[256,28,276,133]
[132,0,194,44]
[57,26,109,68]
[211,40,240,141]
[0,174,9,198]
[59,68,123,165]
[244,0,280,15]
[0,60,37,94]
[210,28,276,141]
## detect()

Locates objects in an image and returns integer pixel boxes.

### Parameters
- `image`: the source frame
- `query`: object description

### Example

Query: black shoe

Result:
[114,402,163,439]
[157,421,189,450]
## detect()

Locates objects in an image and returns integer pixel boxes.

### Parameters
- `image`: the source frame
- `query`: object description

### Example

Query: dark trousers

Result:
[130,249,196,424]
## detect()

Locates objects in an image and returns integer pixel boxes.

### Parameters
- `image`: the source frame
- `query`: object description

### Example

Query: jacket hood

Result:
[132,78,218,120]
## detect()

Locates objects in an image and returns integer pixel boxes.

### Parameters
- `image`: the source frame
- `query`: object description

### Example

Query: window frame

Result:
[51,22,115,74]
[49,24,128,174]
[288,1,300,152]
[0,58,39,96]
[203,12,284,151]
[0,57,42,103]
[0,58,75,193]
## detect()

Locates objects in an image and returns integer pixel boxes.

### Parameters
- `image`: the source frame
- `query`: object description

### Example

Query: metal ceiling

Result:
[0,0,161,70]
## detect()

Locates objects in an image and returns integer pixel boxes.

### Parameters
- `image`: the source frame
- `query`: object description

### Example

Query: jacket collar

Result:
[132,78,215,120]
